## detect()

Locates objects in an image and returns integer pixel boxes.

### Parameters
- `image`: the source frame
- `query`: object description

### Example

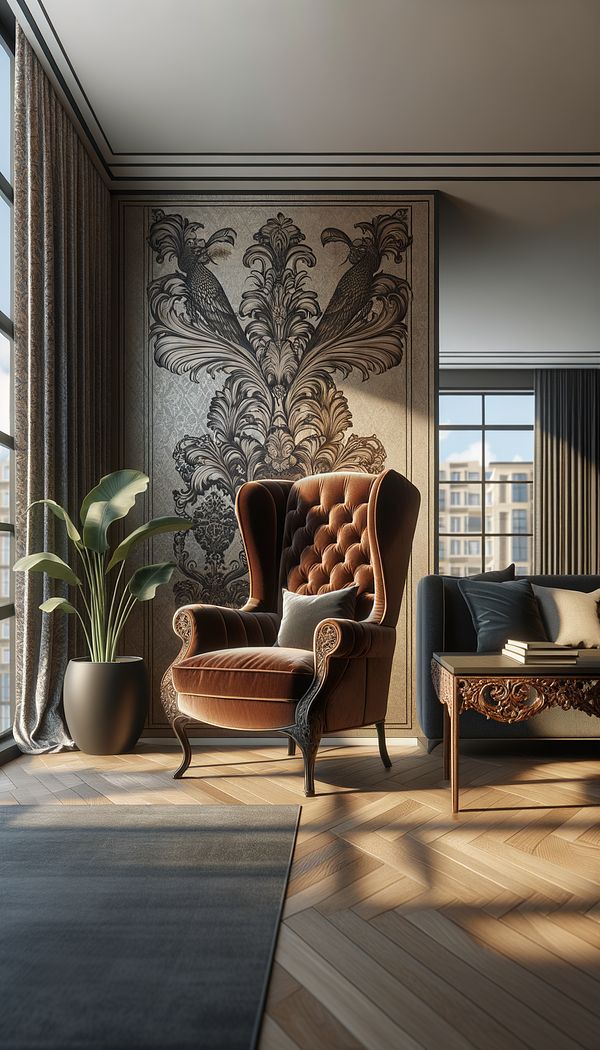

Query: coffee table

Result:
[431,652,600,813]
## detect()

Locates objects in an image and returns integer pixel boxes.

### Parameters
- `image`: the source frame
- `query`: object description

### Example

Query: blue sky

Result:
[440,394,534,464]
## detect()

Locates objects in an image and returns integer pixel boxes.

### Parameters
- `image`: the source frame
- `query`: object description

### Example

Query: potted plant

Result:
[13,469,191,754]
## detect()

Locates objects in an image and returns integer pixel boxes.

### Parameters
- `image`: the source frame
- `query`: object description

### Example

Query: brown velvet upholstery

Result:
[174,646,314,703]
[163,469,421,795]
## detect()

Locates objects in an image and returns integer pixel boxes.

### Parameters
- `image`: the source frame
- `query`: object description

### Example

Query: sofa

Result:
[416,572,600,748]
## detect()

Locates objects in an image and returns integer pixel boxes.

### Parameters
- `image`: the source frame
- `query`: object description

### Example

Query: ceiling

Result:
[10,0,600,185]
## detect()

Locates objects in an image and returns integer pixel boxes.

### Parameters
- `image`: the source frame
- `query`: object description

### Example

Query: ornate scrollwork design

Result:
[547,677,600,718]
[148,207,412,608]
[160,610,196,724]
[290,622,341,746]
[173,610,194,651]
[160,668,179,724]
[314,622,340,678]
[456,675,600,725]
[431,660,454,711]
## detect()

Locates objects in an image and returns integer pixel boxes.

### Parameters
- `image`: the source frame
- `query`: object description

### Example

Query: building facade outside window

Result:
[438,391,534,577]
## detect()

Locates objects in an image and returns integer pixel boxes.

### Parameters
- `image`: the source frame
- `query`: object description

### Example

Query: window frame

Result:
[0,20,15,739]
[438,388,534,576]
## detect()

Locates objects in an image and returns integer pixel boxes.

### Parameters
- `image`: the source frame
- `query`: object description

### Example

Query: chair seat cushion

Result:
[172,645,314,702]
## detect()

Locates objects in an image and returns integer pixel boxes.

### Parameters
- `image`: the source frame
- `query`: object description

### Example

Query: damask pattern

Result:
[148,208,412,606]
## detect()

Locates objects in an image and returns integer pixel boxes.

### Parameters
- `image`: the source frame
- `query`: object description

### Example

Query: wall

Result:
[438,181,600,367]
[117,192,437,735]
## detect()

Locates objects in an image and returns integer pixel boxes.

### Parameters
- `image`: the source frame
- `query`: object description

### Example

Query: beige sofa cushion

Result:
[532,585,600,647]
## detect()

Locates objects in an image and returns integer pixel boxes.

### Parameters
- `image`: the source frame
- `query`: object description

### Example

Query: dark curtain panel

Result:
[534,369,600,575]
[12,28,112,752]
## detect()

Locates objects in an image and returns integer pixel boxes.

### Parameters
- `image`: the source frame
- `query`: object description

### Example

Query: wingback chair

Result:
[161,469,420,795]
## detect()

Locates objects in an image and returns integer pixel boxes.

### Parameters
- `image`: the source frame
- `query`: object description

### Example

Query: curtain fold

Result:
[534,369,600,575]
[13,27,112,752]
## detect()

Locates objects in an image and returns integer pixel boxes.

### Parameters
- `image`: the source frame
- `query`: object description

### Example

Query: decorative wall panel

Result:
[116,193,437,735]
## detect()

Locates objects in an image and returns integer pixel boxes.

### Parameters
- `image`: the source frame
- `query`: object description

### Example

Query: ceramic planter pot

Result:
[63,657,148,755]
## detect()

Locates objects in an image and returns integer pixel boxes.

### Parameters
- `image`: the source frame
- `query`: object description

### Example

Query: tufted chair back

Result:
[236,470,420,629]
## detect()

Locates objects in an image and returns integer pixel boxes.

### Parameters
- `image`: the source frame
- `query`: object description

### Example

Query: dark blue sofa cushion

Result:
[458,577,547,653]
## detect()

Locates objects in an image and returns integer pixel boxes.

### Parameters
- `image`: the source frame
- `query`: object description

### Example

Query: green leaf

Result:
[128,561,176,602]
[80,470,149,553]
[107,516,191,572]
[28,499,82,544]
[39,597,78,615]
[13,552,81,586]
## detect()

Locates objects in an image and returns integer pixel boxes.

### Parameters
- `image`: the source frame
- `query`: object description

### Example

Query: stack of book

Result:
[501,640,580,665]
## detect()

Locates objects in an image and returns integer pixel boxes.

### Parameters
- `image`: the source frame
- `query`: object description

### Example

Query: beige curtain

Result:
[13,28,112,752]
[534,369,600,575]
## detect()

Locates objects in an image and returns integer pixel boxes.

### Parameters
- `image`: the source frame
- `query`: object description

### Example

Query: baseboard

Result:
[140,736,420,747]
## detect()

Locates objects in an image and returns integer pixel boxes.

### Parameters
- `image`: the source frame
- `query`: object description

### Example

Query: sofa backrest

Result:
[440,573,600,651]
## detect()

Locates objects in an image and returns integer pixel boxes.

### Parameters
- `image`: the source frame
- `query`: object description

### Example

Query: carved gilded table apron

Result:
[431,653,600,814]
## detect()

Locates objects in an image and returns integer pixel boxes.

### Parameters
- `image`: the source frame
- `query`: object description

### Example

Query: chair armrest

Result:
[172,604,279,661]
[313,618,396,663]
[288,619,396,744]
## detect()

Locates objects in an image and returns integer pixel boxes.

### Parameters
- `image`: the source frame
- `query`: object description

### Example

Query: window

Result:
[512,536,529,563]
[512,509,528,534]
[450,539,460,555]
[512,472,529,502]
[438,390,534,576]
[0,25,14,737]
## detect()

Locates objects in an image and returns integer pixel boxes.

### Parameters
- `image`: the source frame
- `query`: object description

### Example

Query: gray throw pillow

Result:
[276,586,358,650]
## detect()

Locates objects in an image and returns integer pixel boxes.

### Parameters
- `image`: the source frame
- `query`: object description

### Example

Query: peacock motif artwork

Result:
[147,207,412,606]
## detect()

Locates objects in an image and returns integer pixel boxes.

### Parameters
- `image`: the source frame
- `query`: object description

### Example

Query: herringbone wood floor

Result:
[2,740,600,1050]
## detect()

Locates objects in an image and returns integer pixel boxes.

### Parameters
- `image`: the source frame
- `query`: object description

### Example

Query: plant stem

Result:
[110,580,130,655]
[109,593,137,662]
[77,546,99,659]
[74,608,93,657]
[105,561,125,658]
[93,551,107,659]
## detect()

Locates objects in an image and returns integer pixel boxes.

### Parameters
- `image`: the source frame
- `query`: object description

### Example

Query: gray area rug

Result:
[0,805,300,1050]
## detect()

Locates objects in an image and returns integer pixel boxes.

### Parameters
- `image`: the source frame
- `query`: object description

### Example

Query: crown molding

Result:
[440,350,600,369]
[10,0,600,187]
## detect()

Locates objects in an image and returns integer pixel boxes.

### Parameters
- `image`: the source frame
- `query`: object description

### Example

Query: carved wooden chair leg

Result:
[298,739,319,797]
[172,715,193,779]
[287,737,297,757]
[376,720,392,769]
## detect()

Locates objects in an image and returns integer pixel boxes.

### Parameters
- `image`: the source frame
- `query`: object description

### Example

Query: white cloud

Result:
[443,440,496,465]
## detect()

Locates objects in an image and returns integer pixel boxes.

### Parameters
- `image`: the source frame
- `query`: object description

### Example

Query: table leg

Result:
[450,683,460,814]
[443,701,450,780]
